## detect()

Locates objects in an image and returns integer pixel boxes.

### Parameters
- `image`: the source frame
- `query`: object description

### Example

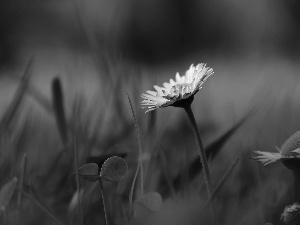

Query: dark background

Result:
[1,1,300,225]
[1,0,300,67]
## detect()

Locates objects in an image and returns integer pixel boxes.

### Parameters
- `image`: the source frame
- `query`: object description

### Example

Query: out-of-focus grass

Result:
[0,52,300,225]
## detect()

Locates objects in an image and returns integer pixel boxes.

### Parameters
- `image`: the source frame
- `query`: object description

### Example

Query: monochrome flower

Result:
[141,63,213,112]
[253,131,300,166]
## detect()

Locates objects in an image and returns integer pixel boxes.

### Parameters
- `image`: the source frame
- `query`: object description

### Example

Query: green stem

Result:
[98,178,109,225]
[183,104,212,196]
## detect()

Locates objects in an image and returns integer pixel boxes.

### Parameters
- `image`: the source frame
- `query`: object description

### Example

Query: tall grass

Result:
[0,42,300,225]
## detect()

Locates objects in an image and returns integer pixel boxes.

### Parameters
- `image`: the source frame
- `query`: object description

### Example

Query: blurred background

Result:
[1,0,300,224]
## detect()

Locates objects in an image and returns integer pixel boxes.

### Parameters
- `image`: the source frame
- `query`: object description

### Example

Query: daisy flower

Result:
[252,131,300,167]
[140,63,215,220]
[141,63,213,112]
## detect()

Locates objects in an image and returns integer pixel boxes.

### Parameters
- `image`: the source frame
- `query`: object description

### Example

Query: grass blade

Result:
[20,190,66,225]
[186,109,255,183]
[0,58,33,139]
[26,82,106,152]
[52,77,69,146]
[17,154,27,224]
[190,158,239,225]
[206,114,253,160]
[158,146,176,198]
[129,162,140,217]
[27,84,53,113]
[119,197,129,225]
[204,158,239,209]
[74,139,83,225]
[0,177,18,214]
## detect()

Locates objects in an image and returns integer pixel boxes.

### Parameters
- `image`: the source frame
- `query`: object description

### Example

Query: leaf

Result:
[142,192,163,212]
[0,177,18,213]
[77,163,99,182]
[100,156,128,182]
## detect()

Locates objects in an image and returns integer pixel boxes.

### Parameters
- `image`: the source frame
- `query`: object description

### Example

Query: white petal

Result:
[185,64,195,82]
[153,85,166,96]
[196,63,205,73]
[175,72,182,83]
[145,108,156,113]
[163,82,172,90]
[141,100,155,105]
[252,151,282,166]
[141,103,156,106]
[169,79,176,86]
[141,94,159,101]
[146,90,157,96]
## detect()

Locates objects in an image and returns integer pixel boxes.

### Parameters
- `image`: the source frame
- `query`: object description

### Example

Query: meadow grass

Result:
[0,54,300,225]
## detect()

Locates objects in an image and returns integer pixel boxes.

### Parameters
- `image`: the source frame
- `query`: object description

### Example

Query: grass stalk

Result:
[129,163,140,217]
[74,138,83,225]
[119,197,129,225]
[17,153,27,224]
[127,94,144,196]
[204,158,239,209]
[159,146,176,198]
[20,190,65,225]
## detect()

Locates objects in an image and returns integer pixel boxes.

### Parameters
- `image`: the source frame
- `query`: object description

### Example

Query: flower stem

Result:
[98,178,109,225]
[183,105,217,224]
[183,104,212,197]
